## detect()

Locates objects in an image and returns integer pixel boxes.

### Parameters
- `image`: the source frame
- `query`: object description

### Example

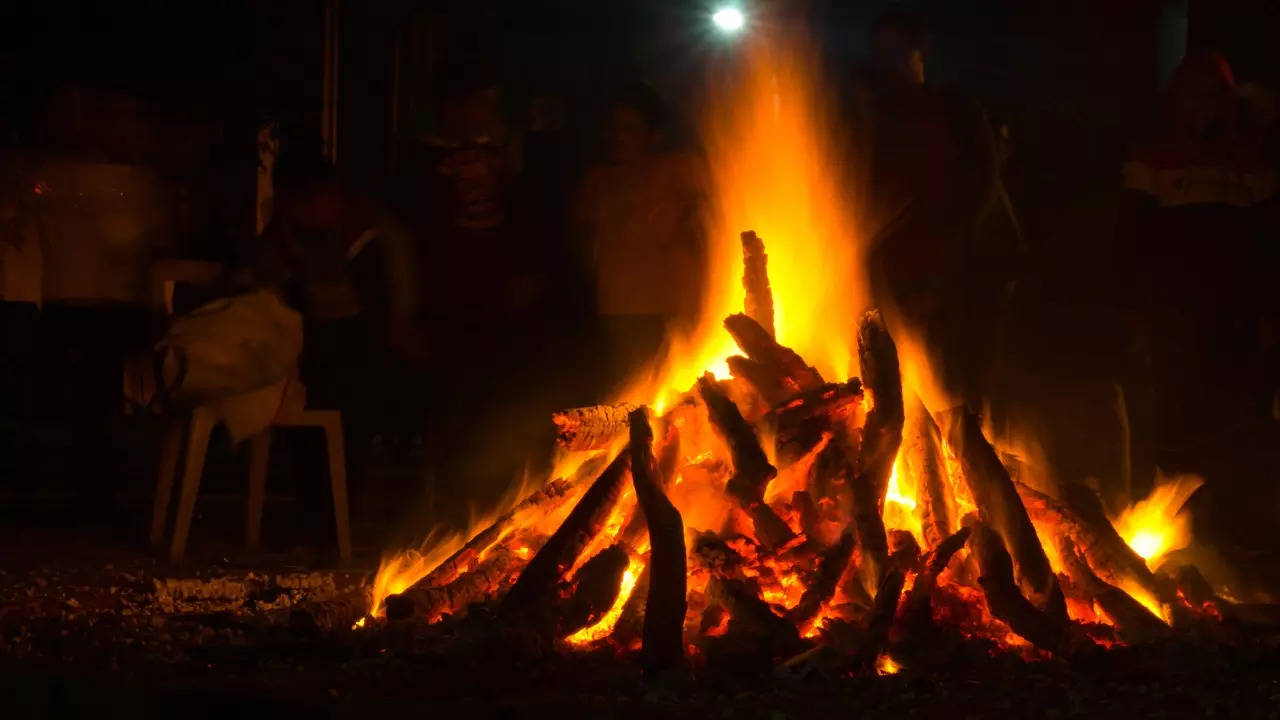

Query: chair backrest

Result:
[147,259,225,318]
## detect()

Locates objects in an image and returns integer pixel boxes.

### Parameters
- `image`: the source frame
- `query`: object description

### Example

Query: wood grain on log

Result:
[629,408,687,671]
[386,543,529,621]
[1056,540,1170,642]
[552,403,640,451]
[903,396,953,549]
[1015,480,1162,608]
[938,407,1067,624]
[397,478,577,600]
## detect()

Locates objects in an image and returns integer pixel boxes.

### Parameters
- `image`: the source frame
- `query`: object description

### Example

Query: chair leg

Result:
[245,430,272,552]
[169,406,216,563]
[321,414,353,562]
[150,416,186,550]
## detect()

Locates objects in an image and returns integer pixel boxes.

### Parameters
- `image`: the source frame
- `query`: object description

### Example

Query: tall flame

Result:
[623,31,865,410]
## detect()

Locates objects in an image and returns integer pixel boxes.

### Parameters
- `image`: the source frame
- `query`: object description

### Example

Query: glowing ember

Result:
[564,557,644,645]
[875,654,901,675]
[1112,472,1204,569]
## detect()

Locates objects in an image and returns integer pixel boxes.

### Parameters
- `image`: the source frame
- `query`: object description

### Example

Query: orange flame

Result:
[564,556,644,646]
[1111,472,1204,570]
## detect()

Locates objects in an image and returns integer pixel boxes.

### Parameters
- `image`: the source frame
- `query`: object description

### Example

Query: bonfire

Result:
[344,34,1235,676]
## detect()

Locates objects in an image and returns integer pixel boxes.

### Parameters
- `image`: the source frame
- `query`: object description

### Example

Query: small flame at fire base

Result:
[1112,472,1204,570]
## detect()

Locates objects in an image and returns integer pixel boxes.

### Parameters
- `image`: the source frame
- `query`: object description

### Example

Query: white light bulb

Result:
[712,6,745,34]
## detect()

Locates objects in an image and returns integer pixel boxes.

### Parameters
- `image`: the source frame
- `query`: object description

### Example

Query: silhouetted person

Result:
[1118,50,1275,483]
[574,83,708,391]
[856,11,1020,414]
[249,151,423,547]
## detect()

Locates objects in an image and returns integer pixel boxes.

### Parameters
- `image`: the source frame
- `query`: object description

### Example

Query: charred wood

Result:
[724,313,824,395]
[1017,480,1164,608]
[400,478,577,598]
[552,403,641,451]
[850,312,904,588]
[559,544,631,637]
[288,586,370,633]
[789,531,856,627]
[773,379,864,466]
[902,527,973,633]
[698,374,797,550]
[629,408,687,671]
[386,544,528,621]
[938,407,1067,624]
[708,577,802,654]
[741,230,775,339]
[903,396,954,549]
[852,568,906,671]
[1056,541,1170,643]
[968,523,1071,655]
[501,448,631,616]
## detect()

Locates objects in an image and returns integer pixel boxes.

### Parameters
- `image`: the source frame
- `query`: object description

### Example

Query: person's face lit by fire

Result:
[604,106,660,165]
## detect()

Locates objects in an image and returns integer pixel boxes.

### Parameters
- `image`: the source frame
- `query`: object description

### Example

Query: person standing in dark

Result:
[249,151,424,548]
[412,68,565,527]
[855,10,1021,414]
[573,82,708,392]
[1118,51,1275,484]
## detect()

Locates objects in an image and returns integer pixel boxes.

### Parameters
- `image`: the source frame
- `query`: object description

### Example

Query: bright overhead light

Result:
[712,6,745,34]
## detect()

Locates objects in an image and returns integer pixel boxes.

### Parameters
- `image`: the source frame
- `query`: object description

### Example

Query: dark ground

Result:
[1,524,1280,720]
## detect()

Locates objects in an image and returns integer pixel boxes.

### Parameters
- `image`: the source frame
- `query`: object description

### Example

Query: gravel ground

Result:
[2,535,1279,720]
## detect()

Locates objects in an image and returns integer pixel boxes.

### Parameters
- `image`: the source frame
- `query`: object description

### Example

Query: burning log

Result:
[289,586,370,633]
[559,544,631,637]
[386,543,529,621]
[773,379,864,466]
[849,311,904,587]
[902,526,972,634]
[967,523,1070,655]
[724,313,824,403]
[903,396,954,549]
[852,569,906,671]
[1055,541,1170,643]
[552,403,640,451]
[501,448,631,616]
[629,408,687,671]
[938,407,1067,624]
[698,374,797,550]
[613,565,651,648]
[708,577,801,653]
[740,230,775,339]
[398,478,578,600]
[789,531,855,627]
[1015,480,1162,607]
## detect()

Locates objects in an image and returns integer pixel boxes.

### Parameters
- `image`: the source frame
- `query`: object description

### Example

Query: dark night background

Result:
[0,0,1278,714]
